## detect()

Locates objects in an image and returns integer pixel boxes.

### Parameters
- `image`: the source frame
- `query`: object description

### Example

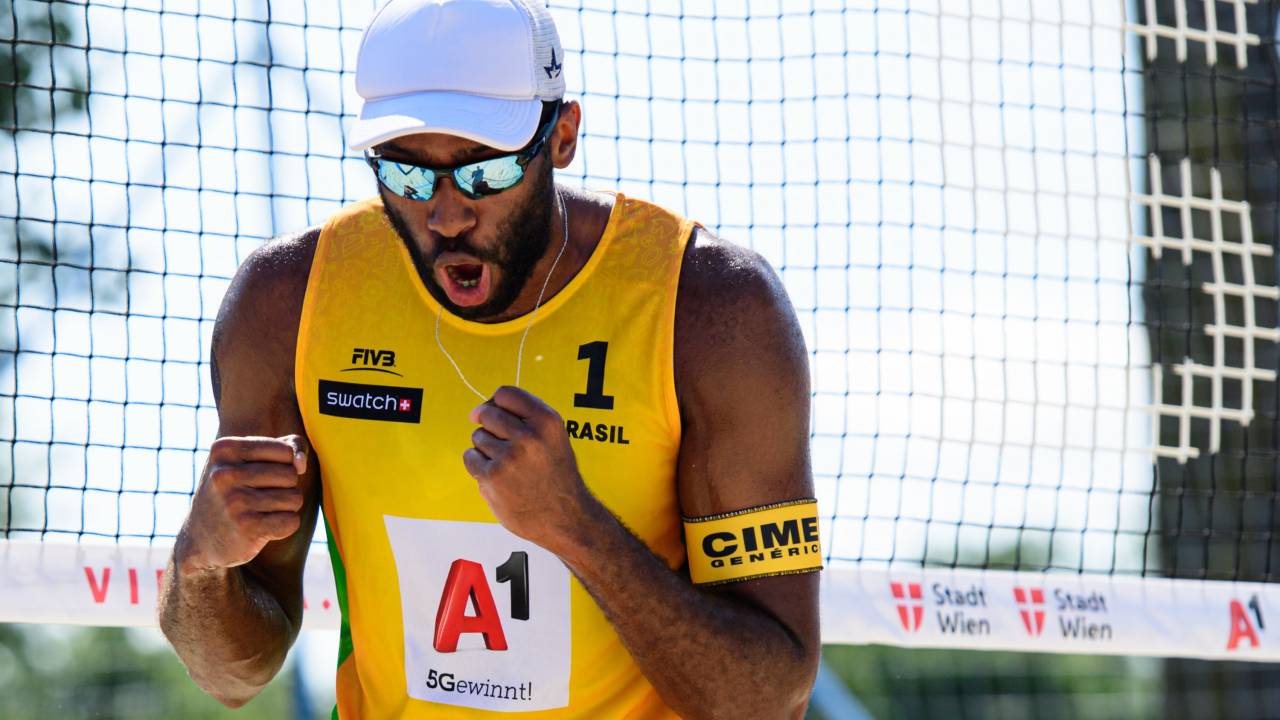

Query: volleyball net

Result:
[4,0,1280,670]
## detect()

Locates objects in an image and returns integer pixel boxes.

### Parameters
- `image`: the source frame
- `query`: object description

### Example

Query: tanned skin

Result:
[159,100,820,718]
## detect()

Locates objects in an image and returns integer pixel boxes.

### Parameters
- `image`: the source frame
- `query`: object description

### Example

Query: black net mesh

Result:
[4,1,1280,717]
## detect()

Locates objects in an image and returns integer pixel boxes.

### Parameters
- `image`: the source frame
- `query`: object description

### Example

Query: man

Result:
[158,0,821,717]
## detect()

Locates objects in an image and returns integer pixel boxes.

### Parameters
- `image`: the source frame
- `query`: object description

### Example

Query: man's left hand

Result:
[465,385,593,550]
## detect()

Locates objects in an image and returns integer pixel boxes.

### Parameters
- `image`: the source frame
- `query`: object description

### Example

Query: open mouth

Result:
[434,253,493,308]
[446,264,483,288]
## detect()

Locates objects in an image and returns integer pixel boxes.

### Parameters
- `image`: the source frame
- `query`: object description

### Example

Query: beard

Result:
[380,162,554,321]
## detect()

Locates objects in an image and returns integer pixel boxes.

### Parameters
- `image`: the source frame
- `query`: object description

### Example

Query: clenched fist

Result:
[176,434,309,574]
[465,386,597,551]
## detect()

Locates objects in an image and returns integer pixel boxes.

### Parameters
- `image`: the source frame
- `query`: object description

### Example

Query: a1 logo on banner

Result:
[385,517,571,712]
[1227,594,1266,652]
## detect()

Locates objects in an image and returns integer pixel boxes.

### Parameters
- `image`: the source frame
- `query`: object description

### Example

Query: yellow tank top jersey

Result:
[295,194,695,719]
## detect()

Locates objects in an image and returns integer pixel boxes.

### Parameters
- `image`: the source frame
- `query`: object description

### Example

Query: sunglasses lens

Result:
[454,156,525,197]
[378,160,435,201]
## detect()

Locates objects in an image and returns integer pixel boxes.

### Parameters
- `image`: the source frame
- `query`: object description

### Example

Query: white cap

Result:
[348,0,565,152]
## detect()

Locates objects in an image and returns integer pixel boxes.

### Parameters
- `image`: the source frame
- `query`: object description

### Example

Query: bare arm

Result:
[466,230,819,719]
[564,233,818,718]
[157,229,322,708]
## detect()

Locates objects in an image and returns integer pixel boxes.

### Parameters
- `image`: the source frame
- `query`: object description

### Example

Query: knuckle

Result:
[210,436,243,458]
[261,464,293,484]
[463,451,487,476]
[259,514,296,541]
[280,489,304,511]
[223,487,251,514]
[206,461,236,489]
[206,462,232,486]
[277,513,302,534]
[233,509,260,535]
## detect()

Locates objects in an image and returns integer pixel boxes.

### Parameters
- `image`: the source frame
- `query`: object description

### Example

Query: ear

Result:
[549,100,581,170]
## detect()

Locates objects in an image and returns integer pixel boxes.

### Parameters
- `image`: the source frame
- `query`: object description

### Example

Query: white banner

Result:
[4,540,1280,662]
[0,540,340,630]
[821,564,1280,661]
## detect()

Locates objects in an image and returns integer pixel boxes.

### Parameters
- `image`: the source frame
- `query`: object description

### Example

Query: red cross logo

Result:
[890,582,924,632]
[399,398,412,412]
[1013,587,1046,637]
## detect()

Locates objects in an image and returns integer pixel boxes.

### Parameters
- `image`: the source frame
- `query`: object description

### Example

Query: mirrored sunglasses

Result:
[365,104,561,202]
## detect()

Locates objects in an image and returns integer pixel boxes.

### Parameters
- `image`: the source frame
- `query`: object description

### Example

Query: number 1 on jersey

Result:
[574,341,615,410]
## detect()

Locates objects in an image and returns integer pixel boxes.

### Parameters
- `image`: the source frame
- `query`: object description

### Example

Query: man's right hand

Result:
[177,434,310,574]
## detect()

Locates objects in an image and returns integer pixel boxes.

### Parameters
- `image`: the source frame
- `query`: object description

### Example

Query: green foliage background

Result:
[0,626,303,719]
[817,645,1162,720]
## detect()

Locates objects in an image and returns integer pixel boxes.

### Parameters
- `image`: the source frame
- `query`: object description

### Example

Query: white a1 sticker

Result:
[384,516,571,712]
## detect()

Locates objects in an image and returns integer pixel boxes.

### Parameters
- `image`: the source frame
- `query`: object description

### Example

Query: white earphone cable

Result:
[434,187,571,401]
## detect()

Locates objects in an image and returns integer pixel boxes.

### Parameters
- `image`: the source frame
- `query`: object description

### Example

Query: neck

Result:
[478,186,603,324]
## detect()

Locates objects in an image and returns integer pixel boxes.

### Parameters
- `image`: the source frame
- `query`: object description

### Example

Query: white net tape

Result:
[1127,0,1261,67]
[1133,156,1279,462]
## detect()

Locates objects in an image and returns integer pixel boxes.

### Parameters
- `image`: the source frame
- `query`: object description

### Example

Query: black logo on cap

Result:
[544,48,562,79]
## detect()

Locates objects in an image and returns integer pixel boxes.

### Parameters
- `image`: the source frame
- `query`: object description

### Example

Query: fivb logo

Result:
[1013,587,1046,637]
[346,347,403,377]
[1227,594,1266,651]
[351,347,396,367]
[890,582,924,632]
[433,552,530,653]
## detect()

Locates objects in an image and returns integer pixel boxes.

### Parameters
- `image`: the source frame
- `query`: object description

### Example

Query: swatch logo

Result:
[890,582,924,632]
[1013,587,1046,636]
[319,379,423,423]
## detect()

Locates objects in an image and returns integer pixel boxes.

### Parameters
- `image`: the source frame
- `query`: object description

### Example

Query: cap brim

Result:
[347,91,543,152]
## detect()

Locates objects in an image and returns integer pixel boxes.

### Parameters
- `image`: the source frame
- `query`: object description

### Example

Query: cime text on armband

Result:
[701,515,821,569]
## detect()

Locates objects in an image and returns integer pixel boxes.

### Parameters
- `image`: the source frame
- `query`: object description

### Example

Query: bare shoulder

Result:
[674,227,807,399]
[212,227,321,414]
[218,228,320,328]
[673,227,811,512]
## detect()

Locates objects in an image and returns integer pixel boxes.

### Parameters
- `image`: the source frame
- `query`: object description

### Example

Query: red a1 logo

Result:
[385,516,572,710]
[1227,594,1265,651]
[433,552,530,653]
